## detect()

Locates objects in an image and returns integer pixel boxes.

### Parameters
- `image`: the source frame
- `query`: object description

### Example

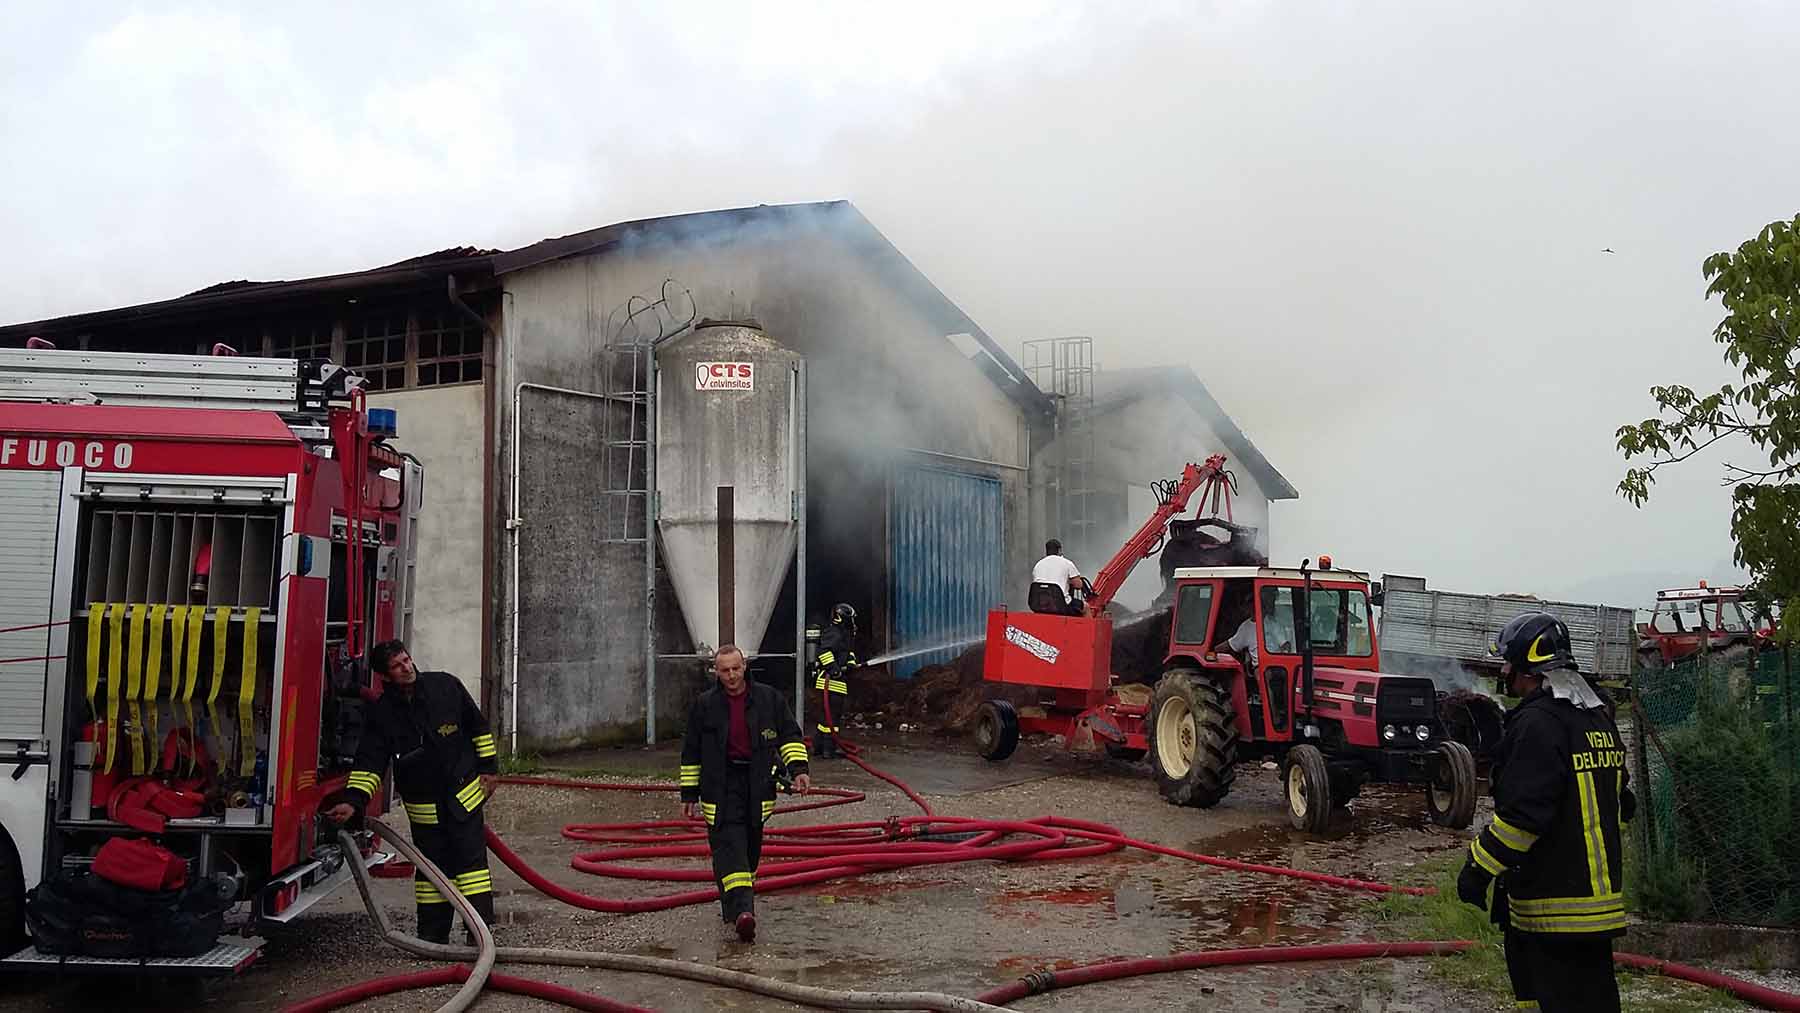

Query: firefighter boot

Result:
[459,891,497,945]
[814,731,838,760]
[735,911,756,943]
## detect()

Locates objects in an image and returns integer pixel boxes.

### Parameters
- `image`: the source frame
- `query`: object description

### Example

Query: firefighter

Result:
[808,603,860,759]
[680,644,812,942]
[1456,612,1636,1013]
[328,640,500,945]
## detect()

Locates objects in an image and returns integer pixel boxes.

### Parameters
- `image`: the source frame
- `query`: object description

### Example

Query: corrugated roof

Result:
[1092,366,1298,500]
[0,202,1051,415]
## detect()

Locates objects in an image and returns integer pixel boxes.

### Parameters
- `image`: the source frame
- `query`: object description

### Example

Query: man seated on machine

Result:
[1029,538,1090,616]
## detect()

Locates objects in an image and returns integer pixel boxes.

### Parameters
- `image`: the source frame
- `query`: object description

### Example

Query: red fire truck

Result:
[0,344,418,974]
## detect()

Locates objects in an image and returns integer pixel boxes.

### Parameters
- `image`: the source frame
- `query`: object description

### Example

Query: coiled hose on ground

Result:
[285,739,1800,1012]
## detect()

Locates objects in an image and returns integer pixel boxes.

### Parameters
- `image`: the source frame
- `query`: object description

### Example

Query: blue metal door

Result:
[889,466,1003,678]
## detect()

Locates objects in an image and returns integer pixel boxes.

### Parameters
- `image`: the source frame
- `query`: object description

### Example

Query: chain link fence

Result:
[1630,644,1800,928]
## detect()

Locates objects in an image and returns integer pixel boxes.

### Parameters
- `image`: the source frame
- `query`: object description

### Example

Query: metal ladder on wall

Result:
[597,281,696,546]
[1022,336,1099,560]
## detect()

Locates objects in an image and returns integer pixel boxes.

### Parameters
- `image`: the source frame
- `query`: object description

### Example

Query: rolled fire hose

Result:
[328,822,1005,1013]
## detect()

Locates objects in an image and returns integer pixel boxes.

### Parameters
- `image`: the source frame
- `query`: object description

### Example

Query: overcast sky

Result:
[5,2,1794,608]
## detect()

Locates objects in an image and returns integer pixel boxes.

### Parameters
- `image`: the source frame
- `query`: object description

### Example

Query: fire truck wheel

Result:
[1284,744,1332,834]
[974,700,1020,762]
[0,830,22,953]
[1150,669,1238,808]
[1426,740,1478,829]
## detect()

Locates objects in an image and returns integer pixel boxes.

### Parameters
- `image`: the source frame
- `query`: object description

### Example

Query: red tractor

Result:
[1637,583,1771,667]
[975,456,1479,834]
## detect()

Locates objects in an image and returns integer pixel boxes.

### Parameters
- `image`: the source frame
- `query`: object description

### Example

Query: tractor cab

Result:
[1148,558,1477,834]
[1639,583,1758,665]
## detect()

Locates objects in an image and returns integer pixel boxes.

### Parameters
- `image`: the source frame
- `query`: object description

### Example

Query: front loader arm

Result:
[1085,453,1234,615]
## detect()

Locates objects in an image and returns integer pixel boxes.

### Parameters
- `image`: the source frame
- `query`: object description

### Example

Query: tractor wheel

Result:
[1150,668,1238,808]
[1426,740,1478,829]
[974,700,1020,762]
[0,831,23,955]
[1283,744,1332,834]
[1104,742,1147,763]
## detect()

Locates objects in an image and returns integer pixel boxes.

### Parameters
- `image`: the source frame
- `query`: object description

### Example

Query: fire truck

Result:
[0,344,418,974]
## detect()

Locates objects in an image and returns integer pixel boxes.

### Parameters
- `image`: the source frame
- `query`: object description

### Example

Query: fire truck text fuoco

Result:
[0,437,134,469]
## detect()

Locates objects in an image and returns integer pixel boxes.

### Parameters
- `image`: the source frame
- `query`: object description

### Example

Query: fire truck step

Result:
[0,940,261,976]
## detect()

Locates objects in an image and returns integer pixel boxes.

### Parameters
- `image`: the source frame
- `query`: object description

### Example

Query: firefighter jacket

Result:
[678,683,810,826]
[344,671,499,826]
[810,623,859,694]
[1469,686,1635,938]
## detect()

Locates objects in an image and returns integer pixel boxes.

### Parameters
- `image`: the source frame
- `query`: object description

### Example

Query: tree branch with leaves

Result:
[1617,213,1800,638]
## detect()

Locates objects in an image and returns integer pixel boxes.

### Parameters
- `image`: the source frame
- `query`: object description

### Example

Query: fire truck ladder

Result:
[0,347,354,416]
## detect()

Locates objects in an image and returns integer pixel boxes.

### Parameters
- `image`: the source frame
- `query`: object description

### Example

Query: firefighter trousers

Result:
[813,671,847,756]
[411,807,496,944]
[706,764,765,922]
[1503,928,1619,1013]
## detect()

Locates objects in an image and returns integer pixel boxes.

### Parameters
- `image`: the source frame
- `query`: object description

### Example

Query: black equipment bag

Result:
[25,869,235,959]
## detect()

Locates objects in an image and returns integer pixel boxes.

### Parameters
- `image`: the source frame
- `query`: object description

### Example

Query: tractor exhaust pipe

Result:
[1299,559,1317,733]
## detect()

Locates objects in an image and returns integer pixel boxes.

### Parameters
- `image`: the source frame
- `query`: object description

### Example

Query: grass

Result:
[1369,853,1750,1011]
[498,750,673,782]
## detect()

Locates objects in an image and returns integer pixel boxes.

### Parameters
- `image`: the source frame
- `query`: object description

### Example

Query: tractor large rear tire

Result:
[1426,740,1478,829]
[1150,668,1238,808]
[1284,744,1333,834]
[974,700,1020,762]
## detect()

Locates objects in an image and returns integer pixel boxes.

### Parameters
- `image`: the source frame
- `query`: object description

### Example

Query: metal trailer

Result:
[0,346,421,976]
[1374,575,1636,684]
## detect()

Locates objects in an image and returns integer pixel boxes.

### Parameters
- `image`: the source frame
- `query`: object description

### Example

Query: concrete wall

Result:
[498,208,1031,746]
[1038,394,1276,614]
[367,384,486,702]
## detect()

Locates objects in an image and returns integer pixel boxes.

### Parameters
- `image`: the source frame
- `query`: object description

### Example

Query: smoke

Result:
[1380,649,1499,699]
[4,4,1796,610]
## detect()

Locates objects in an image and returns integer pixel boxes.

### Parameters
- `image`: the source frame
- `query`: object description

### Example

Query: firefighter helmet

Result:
[1491,612,1575,676]
[830,603,857,629]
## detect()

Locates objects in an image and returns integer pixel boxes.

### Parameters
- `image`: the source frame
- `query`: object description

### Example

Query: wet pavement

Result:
[1,734,1510,1011]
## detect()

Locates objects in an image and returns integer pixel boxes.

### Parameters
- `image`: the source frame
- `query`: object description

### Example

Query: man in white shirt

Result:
[1030,539,1090,616]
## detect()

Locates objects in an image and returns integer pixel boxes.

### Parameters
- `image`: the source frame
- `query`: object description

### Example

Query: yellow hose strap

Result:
[145,605,166,769]
[168,605,189,773]
[84,605,103,717]
[208,606,229,750]
[104,604,123,775]
[126,604,146,775]
[182,605,204,771]
[239,607,260,776]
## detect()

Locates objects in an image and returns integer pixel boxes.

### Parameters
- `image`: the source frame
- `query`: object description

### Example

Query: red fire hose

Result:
[1613,952,1800,1012]
[288,734,1800,1012]
[283,964,651,1013]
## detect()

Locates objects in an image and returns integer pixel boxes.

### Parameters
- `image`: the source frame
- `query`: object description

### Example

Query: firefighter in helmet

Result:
[329,640,500,944]
[1457,612,1636,1013]
[807,604,860,759]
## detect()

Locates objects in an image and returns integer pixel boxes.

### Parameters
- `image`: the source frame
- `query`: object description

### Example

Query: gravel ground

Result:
[0,731,1782,1011]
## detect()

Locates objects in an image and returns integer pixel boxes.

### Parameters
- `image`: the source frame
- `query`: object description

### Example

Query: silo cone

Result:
[655,320,800,658]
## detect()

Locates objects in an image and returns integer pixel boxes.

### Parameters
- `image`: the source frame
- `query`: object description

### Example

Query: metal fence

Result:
[1631,645,1800,928]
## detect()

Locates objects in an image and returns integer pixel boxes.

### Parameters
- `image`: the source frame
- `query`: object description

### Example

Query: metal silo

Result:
[655,320,801,659]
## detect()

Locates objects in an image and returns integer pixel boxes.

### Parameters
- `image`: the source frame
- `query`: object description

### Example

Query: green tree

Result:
[1617,214,1800,636]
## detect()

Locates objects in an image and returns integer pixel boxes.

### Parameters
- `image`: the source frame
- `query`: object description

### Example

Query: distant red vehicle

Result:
[1637,583,1775,666]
